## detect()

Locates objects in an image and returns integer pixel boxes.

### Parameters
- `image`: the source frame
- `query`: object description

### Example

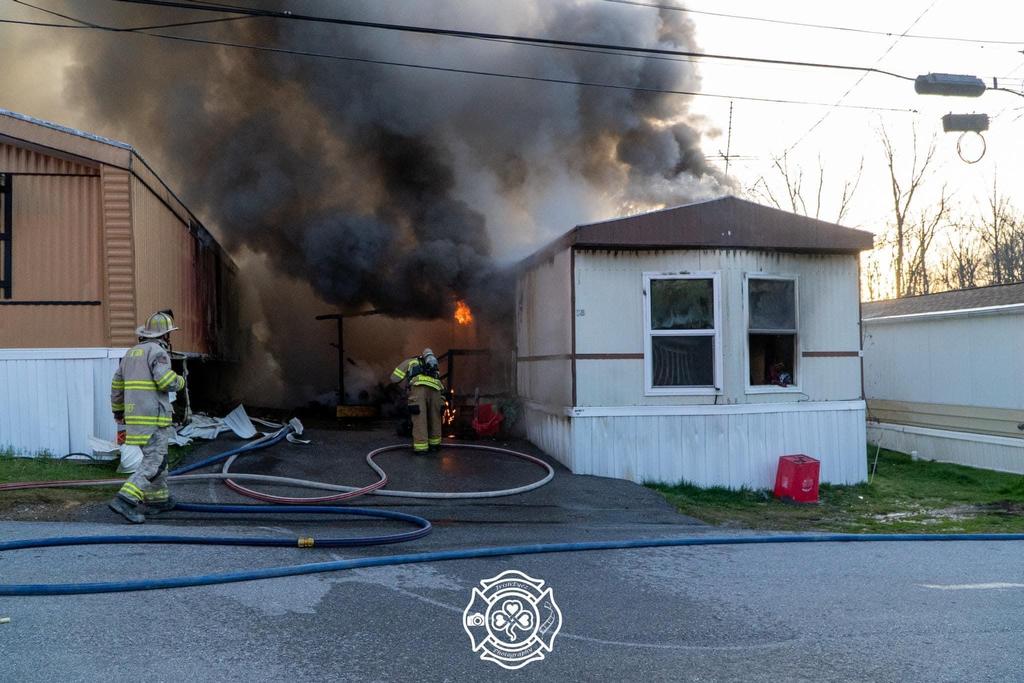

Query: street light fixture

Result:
[914,73,986,97]
[941,113,989,132]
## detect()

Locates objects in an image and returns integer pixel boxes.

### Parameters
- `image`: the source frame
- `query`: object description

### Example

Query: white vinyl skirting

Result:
[868,421,1024,475]
[525,401,868,489]
[0,348,127,457]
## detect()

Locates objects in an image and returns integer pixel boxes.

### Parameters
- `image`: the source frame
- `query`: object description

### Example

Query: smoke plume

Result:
[54,0,730,320]
[2,1,736,403]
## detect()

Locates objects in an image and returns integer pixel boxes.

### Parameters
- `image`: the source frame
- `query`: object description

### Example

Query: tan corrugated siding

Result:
[101,166,136,347]
[131,176,208,354]
[0,140,99,175]
[867,399,1024,439]
[0,174,106,347]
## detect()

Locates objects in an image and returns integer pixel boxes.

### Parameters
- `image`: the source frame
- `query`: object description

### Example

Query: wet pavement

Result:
[66,419,704,532]
[5,422,1024,680]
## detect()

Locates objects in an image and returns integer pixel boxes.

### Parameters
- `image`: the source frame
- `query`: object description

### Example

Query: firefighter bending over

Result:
[391,348,446,453]
[108,311,186,523]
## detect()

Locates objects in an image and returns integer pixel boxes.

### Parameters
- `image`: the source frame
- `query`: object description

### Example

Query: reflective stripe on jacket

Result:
[111,341,185,445]
[391,357,445,392]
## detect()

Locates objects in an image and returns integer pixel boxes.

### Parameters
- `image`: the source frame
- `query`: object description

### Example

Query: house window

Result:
[644,272,721,394]
[0,174,10,299]
[747,276,798,387]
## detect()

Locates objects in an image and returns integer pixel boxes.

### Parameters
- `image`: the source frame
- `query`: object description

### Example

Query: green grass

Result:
[649,448,1024,533]
[0,443,195,511]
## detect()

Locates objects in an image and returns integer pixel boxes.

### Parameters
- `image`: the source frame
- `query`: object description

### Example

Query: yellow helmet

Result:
[136,311,179,339]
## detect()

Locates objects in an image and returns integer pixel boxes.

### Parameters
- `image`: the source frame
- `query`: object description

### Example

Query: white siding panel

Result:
[573,250,862,406]
[864,312,1024,410]
[518,359,573,409]
[516,249,572,406]
[523,403,868,488]
[523,404,573,470]
[0,350,121,457]
[868,423,1024,475]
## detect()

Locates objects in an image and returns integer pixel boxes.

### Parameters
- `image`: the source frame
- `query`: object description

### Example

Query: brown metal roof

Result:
[862,282,1024,319]
[521,196,874,269]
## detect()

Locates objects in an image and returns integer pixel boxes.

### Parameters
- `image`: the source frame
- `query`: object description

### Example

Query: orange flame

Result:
[454,300,474,326]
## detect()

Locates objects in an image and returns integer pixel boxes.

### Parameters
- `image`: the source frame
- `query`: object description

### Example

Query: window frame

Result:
[643,271,723,396]
[743,272,801,394]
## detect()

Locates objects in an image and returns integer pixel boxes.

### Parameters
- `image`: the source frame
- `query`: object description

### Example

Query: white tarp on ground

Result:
[174,405,261,443]
[87,405,272,472]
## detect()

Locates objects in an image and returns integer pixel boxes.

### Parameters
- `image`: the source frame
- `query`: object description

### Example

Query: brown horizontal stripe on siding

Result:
[517,353,644,362]
[5,172,99,177]
[0,300,101,306]
[801,351,860,357]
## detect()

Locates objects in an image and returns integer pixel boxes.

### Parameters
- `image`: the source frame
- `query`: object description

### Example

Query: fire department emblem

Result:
[462,569,562,670]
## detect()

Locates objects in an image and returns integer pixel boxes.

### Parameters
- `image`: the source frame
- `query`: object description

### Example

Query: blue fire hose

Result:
[6,420,1024,596]
[4,531,1024,596]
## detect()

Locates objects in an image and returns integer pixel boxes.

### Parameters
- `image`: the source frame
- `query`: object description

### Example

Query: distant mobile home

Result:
[516,196,874,489]
[0,109,237,457]
[863,284,1024,473]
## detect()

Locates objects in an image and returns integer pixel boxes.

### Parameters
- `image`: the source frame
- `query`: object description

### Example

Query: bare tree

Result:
[862,256,885,301]
[750,154,863,225]
[939,222,982,291]
[879,123,939,298]
[902,187,949,296]
[978,176,1024,285]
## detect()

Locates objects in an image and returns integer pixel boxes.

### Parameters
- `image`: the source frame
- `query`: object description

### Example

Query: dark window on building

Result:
[748,277,798,386]
[645,274,719,391]
[0,174,10,299]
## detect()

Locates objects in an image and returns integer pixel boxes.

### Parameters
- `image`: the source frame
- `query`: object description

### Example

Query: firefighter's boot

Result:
[108,494,145,524]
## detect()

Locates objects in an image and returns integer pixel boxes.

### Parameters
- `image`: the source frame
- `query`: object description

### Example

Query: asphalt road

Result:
[2,425,1023,681]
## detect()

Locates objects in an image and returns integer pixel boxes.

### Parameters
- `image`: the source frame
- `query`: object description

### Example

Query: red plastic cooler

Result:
[773,454,820,503]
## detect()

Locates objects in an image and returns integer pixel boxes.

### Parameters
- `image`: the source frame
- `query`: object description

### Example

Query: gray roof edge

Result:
[0,107,133,151]
[861,282,1024,318]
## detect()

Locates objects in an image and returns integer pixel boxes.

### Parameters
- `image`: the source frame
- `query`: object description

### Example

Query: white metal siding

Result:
[864,313,1024,410]
[523,404,575,470]
[863,309,1024,475]
[868,423,1024,475]
[0,349,125,456]
[525,402,867,488]
[573,249,861,406]
[516,248,572,407]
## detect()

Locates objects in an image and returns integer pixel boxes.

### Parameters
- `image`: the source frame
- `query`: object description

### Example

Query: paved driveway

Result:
[1,424,1022,681]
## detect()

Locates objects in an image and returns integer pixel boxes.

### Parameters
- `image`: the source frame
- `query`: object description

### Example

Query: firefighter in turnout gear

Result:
[391,348,446,453]
[108,311,186,523]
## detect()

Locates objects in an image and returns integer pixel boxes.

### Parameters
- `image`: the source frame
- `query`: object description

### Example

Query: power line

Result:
[0,13,919,114]
[6,0,885,78]
[11,0,248,31]
[597,0,1024,48]
[781,0,938,156]
[109,0,917,83]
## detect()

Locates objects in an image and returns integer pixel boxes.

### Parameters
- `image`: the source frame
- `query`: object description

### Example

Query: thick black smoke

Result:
[58,0,730,323]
